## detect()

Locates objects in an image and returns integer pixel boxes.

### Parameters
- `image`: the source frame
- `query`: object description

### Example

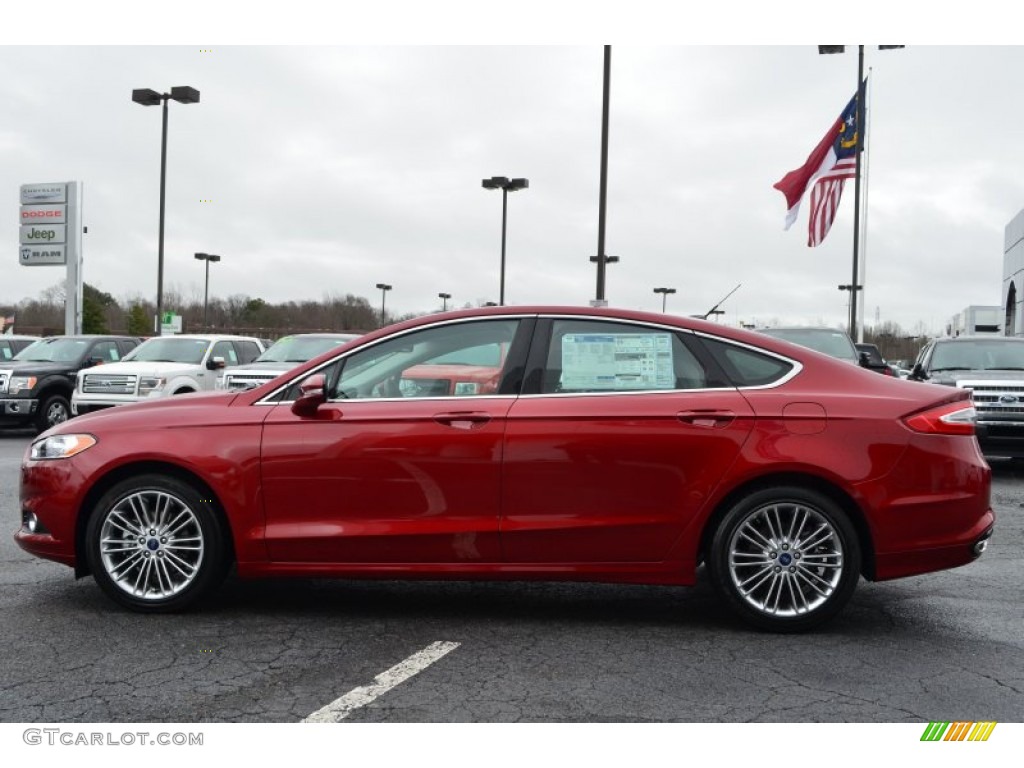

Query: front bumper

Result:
[0,397,38,424]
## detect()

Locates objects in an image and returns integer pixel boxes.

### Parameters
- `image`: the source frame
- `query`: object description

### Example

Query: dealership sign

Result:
[18,183,75,265]
[18,181,83,335]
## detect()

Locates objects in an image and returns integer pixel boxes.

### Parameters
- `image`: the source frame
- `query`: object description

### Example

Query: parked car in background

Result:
[19,306,992,633]
[855,343,895,376]
[72,334,264,416]
[0,335,141,432]
[911,335,1024,457]
[759,326,860,364]
[218,333,359,392]
[0,334,38,362]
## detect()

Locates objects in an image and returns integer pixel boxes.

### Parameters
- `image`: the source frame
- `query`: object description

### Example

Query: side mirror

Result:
[911,363,926,380]
[206,356,226,370]
[291,374,327,417]
[86,357,104,367]
[858,352,870,368]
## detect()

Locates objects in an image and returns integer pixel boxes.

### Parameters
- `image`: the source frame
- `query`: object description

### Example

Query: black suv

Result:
[911,335,1024,457]
[855,343,895,376]
[0,335,141,433]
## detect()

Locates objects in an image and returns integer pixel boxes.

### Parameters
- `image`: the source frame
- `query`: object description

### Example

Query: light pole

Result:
[194,252,220,327]
[817,45,903,340]
[482,176,528,305]
[132,86,201,334]
[589,255,619,301]
[594,44,613,304]
[438,292,451,311]
[653,287,676,313]
[375,283,392,328]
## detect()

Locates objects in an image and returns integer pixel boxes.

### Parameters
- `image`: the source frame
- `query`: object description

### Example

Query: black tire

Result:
[35,393,71,433]
[707,486,861,633]
[84,473,231,612]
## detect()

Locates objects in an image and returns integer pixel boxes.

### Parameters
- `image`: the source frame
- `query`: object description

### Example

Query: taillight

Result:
[903,401,976,435]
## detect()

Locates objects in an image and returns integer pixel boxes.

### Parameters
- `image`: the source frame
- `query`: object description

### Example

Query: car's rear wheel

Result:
[85,474,230,612]
[707,486,861,632]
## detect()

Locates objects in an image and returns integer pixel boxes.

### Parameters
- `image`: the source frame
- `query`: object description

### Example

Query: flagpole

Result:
[850,45,866,340]
[857,68,873,343]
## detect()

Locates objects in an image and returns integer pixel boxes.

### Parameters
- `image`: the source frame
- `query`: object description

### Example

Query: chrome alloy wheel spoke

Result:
[99,490,205,600]
[728,502,844,618]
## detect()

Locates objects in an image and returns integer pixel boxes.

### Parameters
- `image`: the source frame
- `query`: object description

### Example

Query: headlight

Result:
[138,377,166,396]
[30,434,97,460]
[8,376,37,395]
[215,377,226,390]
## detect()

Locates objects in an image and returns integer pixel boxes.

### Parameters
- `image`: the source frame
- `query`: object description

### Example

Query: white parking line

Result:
[302,640,461,723]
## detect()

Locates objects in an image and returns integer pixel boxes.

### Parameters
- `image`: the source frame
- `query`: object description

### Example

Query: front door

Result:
[260,318,526,564]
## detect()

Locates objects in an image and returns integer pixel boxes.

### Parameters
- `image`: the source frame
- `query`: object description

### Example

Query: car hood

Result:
[79,360,201,377]
[930,369,1024,385]
[46,390,242,435]
[227,361,297,373]
[0,360,78,376]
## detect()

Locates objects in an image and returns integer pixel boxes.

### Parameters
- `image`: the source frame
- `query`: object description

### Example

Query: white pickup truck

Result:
[72,334,264,416]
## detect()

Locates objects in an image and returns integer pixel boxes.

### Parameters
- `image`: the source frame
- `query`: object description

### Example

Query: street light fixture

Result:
[375,283,392,328]
[438,292,451,311]
[653,287,676,313]
[817,45,903,340]
[133,85,201,334]
[194,252,221,327]
[482,176,529,305]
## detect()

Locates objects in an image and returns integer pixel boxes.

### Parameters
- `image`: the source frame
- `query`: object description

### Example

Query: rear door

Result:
[500,317,755,563]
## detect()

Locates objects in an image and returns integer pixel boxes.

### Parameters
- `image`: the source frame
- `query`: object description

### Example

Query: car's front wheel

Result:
[35,393,70,433]
[707,486,861,632]
[85,474,230,612]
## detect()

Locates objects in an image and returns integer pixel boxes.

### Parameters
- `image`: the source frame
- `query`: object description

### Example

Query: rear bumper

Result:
[874,516,994,581]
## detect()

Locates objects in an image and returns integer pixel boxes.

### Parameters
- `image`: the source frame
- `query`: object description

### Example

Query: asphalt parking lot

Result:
[1,429,1022,723]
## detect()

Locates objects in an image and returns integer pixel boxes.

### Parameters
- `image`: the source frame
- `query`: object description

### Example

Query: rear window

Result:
[698,337,795,387]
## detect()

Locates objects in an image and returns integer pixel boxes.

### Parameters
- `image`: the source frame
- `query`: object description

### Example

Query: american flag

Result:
[774,88,862,247]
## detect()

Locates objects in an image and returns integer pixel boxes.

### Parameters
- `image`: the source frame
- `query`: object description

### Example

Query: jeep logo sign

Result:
[20,224,66,244]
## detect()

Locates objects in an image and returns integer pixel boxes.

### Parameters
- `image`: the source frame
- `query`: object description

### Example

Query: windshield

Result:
[931,341,1024,371]
[13,337,88,363]
[760,329,858,363]
[124,337,211,365]
[255,335,355,363]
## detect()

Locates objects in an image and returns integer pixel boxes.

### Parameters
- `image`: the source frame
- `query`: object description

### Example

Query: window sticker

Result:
[560,333,675,390]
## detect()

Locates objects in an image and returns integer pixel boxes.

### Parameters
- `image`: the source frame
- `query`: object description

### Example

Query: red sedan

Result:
[16,307,993,632]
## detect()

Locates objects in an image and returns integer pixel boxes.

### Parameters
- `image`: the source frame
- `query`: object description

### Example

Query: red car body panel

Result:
[15,306,993,597]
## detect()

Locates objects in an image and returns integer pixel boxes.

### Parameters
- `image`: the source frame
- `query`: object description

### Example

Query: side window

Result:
[332,319,519,400]
[90,341,121,363]
[120,339,140,356]
[697,336,794,387]
[236,341,261,364]
[542,319,706,394]
[211,340,238,366]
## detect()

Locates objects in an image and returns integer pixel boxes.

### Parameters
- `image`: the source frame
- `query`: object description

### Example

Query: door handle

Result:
[434,412,492,430]
[677,410,736,428]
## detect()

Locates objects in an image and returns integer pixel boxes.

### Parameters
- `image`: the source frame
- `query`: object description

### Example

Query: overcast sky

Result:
[3,7,1021,335]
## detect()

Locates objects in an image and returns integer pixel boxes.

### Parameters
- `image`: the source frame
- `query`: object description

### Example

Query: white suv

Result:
[72,334,264,416]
